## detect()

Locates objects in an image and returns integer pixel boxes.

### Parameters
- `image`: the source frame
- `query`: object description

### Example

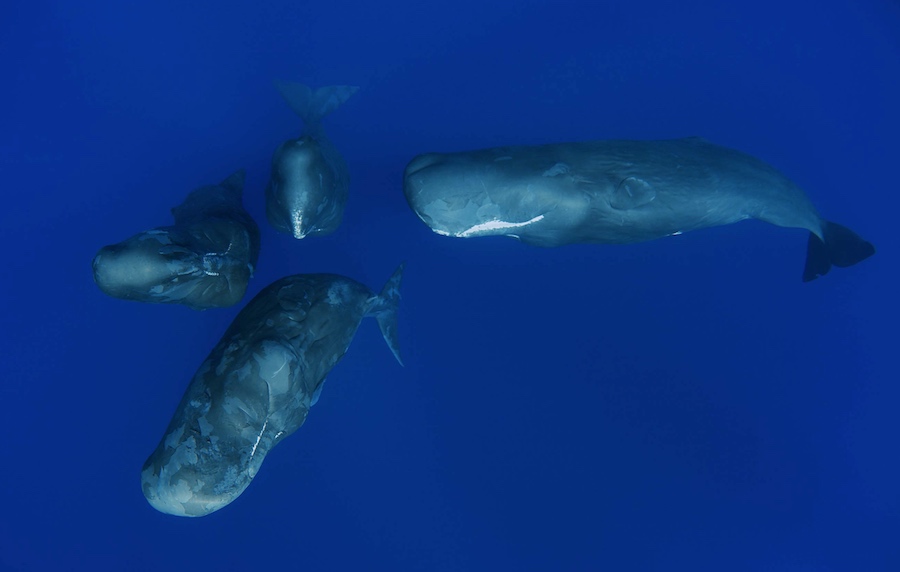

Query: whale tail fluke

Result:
[369,263,405,366]
[802,221,875,281]
[274,80,359,128]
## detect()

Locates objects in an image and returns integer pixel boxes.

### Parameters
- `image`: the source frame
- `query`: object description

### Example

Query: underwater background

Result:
[2,0,898,569]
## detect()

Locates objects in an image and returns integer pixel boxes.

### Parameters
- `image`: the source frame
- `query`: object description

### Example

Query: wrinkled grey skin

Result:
[141,265,404,517]
[92,170,260,310]
[265,82,358,239]
[404,137,825,247]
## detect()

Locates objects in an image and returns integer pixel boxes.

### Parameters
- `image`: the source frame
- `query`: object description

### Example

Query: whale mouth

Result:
[142,471,233,518]
[455,214,546,238]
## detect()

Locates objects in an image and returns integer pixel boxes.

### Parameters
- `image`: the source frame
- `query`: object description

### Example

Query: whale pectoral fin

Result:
[610,177,656,210]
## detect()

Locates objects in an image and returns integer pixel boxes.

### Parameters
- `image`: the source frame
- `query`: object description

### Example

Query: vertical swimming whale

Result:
[265,81,358,239]
[141,264,404,517]
[92,170,261,309]
[403,137,875,280]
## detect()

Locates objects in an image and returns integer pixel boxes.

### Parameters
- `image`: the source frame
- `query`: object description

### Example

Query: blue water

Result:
[2,1,897,570]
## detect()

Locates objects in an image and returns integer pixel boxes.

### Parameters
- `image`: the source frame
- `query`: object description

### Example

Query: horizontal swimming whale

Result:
[403,137,874,281]
[92,170,261,309]
[141,264,404,517]
[265,81,358,239]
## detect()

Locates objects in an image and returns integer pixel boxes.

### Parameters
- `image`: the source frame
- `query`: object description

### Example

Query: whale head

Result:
[92,223,251,309]
[92,230,200,297]
[265,136,338,239]
[403,150,585,244]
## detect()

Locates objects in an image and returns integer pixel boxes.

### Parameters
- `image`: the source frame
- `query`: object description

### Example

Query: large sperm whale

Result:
[141,264,404,517]
[265,81,358,239]
[92,170,260,309]
[403,137,874,280]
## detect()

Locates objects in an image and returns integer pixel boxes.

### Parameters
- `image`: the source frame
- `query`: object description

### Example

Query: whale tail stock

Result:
[802,221,875,282]
[369,263,405,366]
[273,80,359,128]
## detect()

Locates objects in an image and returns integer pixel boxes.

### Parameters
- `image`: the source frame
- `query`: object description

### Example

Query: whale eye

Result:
[611,177,656,210]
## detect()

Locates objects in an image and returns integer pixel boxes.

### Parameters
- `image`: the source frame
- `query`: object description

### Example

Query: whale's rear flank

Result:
[802,221,875,281]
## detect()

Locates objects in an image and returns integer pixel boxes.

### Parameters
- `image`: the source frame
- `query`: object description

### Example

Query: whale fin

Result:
[310,377,327,406]
[274,80,359,127]
[802,221,875,281]
[219,169,246,198]
[171,170,248,224]
[369,262,405,366]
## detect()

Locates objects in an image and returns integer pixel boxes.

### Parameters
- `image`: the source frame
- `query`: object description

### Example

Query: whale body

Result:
[141,264,404,517]
[92,170,260,309]
[265,81,358,239]
[403,137,874,280]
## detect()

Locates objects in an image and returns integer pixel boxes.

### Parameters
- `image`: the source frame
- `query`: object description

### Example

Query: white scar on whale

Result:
[446,214,546,238]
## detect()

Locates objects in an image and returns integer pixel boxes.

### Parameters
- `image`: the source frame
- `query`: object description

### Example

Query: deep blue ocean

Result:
[2,1,897,570]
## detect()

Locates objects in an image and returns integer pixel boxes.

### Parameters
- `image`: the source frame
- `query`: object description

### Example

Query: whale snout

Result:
[92,235,203,298]
[403,154,457,233]
[141,464,233,518]
[92,244,146,295]
[404,153,443,180]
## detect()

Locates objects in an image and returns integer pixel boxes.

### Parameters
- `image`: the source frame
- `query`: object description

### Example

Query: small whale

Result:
[92,170,261,309]
[403,137,874,281]
[141,264,404,517]
[265,81,358,239]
